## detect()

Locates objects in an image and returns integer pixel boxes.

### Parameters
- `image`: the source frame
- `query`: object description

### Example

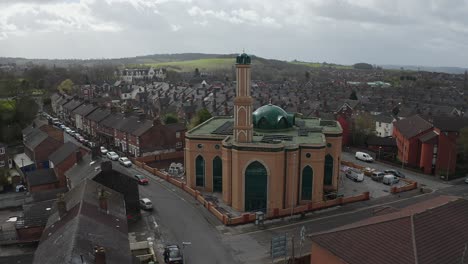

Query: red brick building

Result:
[394,115,468,176]
[393,115,433,168]
[309,196,468,264]
[48,142,88,189]
[23,127,63,169]
[25,169,59,193]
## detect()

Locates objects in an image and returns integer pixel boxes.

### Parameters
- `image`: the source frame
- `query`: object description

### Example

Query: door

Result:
[212,156,222,192]
[244,161,267,212]
[301,166,313,200]
[195,155,205,187]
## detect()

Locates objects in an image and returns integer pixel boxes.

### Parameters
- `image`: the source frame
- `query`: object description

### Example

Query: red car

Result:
[134,175,149,185]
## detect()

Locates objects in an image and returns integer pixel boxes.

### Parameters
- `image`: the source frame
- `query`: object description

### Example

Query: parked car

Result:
[100,146,108,155]
[355,152,374,162]
[118,157,132,167]
[139,198,153,210]
[86,141,96,148]
[78,136,85,143]
[345,168,364,182]
[163,244,183,264]
[106,151,119,160]
[384,169,406,178]
[134,174,149,185]
[65,128,72,133]
[371,171,385,182]
[383,175,400,185]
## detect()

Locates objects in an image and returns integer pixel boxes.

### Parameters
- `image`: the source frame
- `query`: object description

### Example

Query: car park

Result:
[100,146,108,155]
[134,174,149,185]
[106,151,119,160]
[163,244,183,264]
[345,168,364,182]
[384,169,406,178]
[371,171,385,182]
[139,198,153,210]
[118,157,132,167]
[382,175,400,185]
[355,152,374,162]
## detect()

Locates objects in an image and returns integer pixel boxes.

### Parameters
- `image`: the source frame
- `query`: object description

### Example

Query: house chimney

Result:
[98,189,108,213]
[56,193,67,218]
[94,246,106,264]
[75,150,82,163]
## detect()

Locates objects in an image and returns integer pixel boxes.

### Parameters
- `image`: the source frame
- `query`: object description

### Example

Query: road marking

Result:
[240,191,434,235]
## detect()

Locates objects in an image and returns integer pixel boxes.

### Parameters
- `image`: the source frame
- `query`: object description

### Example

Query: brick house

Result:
[24,169,59,193]
[32,179,132,264]
[96,113,126,147]
[70,102,97,133]
[84,107,110,138]
[15,199,55,243]
[48,142,87,189]
[23,127,63,169]
[393,115,433,167]
[309,196,468,264]
[0,142,13,169]
[61,98,83,126]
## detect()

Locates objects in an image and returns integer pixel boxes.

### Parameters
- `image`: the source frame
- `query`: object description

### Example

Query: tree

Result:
[353,63,373,70]
[305,71,310,81]
[349,90,358,100]
[164,113,179,124]
[194,68,200,77]
[189,108,212,129]
[57,79,74,93]
[352,113,375,146]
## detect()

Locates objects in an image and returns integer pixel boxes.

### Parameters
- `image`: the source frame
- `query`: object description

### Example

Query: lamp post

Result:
[182,241,191,264]
[378,146,382,161]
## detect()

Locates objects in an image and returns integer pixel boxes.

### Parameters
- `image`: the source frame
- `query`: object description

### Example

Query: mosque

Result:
[184,53,342,214]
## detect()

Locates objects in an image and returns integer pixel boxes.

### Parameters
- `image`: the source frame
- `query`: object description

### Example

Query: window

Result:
[176,142,182,148]
[306,153,311,158]
[176,132,181,138]
[0,161,4,167]
[215,144,220,150]
[197,144,203,149]
[0,148,4,154]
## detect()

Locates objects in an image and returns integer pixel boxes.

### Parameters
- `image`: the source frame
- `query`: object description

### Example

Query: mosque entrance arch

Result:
[244,161,268,212]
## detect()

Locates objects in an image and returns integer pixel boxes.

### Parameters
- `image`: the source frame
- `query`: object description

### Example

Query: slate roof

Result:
[25,169,58,187]
[62,99,83,111]
[16,199,55,229]
[393,115,433,139]
[164,122,186,133]
[31,187,68,203]
[48,142,80,166]
[99,113,126,130]
[71,103,97,116]
[23,129,48,150]
[310,196,468,264]
[431,116,468,132]
[86,107,111,122]
[419,130,438,143]
[131,119,153,136]
[33,179,131,264]
[374,113,394,123]
[0,254,34,264]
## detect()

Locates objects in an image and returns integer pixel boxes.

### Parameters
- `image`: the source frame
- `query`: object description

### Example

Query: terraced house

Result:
[185,54,343,214]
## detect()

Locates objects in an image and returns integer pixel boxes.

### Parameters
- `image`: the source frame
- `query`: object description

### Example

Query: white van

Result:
[345,168,364,182]
[355,152,374,162]
[382,175,399,185]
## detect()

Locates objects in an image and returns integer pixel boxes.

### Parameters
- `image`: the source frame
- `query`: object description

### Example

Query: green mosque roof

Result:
[252,104,295,130]
[236,53,251,65]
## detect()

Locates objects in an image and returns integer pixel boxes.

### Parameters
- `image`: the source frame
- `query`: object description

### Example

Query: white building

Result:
[119,67,166,82]
[374,113,395,137]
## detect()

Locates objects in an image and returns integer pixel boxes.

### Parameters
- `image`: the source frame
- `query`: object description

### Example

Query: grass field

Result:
[146,58,236,72]
[290,61,352,69]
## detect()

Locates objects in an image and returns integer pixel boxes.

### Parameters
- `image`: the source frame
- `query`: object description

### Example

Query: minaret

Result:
[233,53,253,143]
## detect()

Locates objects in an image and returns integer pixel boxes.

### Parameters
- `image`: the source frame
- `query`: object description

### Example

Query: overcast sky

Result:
[1,0,468,67]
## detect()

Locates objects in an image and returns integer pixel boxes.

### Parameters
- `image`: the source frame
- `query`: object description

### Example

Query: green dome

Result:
[252,104,295,130]
[236,53,251,65]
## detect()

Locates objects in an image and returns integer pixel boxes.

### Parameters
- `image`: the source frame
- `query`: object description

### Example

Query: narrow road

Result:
[112,162,240,264]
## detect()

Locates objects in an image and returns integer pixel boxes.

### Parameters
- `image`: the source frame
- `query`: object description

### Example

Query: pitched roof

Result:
[374,113,395,123]
[23,129,48,150]
[33,179,131,264]
[431,116,468,132]
[25,169,58,187]
[310,196,468,264]
[86,107,111,122]
[165,123,186,132]
[16,199,56,229]
[48,142,80,166]
[70,103,97,116]
[62,99,83,111]
[419,130,438,143]
[99,113,126,129]
[393,115,433,139]
[131,119,153,136]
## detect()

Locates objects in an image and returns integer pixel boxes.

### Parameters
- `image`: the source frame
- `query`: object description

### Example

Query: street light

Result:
[182,241,191,264]
[378,146,382,161]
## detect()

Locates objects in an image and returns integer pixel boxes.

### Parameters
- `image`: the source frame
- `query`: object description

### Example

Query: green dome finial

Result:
[236,51,251,65]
